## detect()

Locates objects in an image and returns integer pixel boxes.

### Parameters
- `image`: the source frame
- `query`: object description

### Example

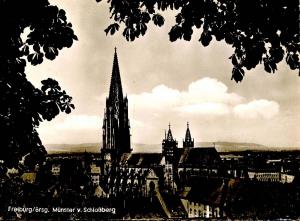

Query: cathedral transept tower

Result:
[183,122,194,148]
[162,123,178,190]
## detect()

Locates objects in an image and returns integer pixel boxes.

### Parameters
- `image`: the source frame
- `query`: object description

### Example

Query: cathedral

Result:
[99,49,224,218]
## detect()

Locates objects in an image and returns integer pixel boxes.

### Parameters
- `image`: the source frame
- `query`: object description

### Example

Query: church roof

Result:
[184,177,224,206]
[126,153,163,168]
[109,48,124,102]
[178,147,221,168]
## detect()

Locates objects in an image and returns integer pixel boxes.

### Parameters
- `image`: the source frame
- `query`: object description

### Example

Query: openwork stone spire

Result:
[109,47,123,103]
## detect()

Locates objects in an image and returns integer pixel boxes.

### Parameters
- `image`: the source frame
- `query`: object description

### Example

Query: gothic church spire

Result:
[101,48,131,175]
[109,47,123,102]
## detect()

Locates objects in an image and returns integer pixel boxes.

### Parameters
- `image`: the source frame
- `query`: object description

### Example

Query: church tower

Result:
[183,122,194,148]
[162,123,178,164]
[101,48,131,175]
[162,123,178,190]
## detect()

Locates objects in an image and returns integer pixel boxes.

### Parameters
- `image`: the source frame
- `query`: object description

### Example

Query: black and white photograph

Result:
[1,0,300,220]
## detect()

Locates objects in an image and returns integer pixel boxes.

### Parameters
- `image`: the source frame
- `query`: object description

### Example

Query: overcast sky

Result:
[26,0,300,149]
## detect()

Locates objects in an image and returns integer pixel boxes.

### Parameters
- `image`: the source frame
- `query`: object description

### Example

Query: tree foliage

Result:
[0,0,77,171]
[98,0,300,82]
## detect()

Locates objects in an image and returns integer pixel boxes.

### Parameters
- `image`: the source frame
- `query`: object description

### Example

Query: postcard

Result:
[1,0,299,220]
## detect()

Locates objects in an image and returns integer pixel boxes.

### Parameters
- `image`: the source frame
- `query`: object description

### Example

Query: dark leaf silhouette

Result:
[97,0,300,81]
[169,25,183,42]
[152,14,164,27]
[28,52,44,65]
[232,66,245,83]
[141,12,151,23]
[104,23,120,35]
[200,31,212,47]
[123,27,135,41]
[44,46,59,60]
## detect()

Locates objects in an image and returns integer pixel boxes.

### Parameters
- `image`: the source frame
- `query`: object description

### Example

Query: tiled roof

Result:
[178,147,221,167]
[185,177,224,206]
[126,153,163,168]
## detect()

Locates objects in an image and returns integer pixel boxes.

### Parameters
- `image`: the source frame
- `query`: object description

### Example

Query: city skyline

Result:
[25,0,300,148]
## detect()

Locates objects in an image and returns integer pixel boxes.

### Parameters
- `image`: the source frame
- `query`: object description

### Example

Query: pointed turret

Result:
[183,122,194,148]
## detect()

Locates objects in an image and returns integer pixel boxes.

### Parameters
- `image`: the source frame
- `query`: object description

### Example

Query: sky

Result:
[25,0,300,149]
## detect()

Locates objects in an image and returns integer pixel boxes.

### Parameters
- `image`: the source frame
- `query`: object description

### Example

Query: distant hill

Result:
[187,141,267,152]
[45,141,299,153]
[45,143,161,153]
[46,143,100,153]
[196,142,300,152]
[198,141,267,152]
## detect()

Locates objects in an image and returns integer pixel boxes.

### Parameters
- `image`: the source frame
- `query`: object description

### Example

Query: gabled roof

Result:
[146,169,158,179]
[178,147,221,167]
[184,177,224,206]
[126,153,163,168]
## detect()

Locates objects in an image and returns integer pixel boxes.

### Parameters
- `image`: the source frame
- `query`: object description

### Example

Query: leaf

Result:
[169,25,183,42]
[264,62,272,73]
[152,14,165,27]
[33,44,40,52]
[44,46,59,60]
[194,19,203,29]
[137,22,147,36]
[175,14,183,24]
[269,47,284,63]
[263,58,272,73]
[225,34,234,45]
[20,44,29,56]
[199,31,212,47]
[141,12,151,23]
[123,27,135,41]
[27,52,44,65]
[231,66,245,82]
[58,9,66,18]
[104,23,120,35]
[183,28,193,41]
[65,106,71,114]
[231,54,238,66]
